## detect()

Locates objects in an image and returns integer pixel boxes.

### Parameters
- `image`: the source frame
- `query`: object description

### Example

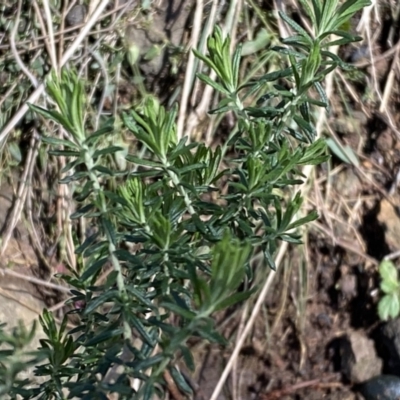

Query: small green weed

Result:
[378,260,400,321]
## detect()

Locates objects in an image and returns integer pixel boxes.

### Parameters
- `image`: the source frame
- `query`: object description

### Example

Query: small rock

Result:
[350,45,370,63]
[316,313,332,329]
[326,391,357,400]
[66,5,86,27]
[380,318,400,372]
[340,331,383,384]
[359,375,400,400]
[377,197,400,252]
[337,273,358,299]
[376,129,394,153]
[333,168,362,201]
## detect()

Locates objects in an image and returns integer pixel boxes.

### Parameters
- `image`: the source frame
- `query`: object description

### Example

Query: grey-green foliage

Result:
[1,0,369,398]
[0,321,47,398]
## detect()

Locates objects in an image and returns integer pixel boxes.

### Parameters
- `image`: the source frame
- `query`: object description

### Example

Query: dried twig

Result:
[176,0,204,142]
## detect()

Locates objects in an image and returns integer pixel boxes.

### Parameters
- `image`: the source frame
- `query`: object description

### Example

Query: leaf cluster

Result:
[378,260,400,321]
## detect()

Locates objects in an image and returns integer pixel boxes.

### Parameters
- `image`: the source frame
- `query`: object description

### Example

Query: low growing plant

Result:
[378,260,400,321]
[0,0,369,398]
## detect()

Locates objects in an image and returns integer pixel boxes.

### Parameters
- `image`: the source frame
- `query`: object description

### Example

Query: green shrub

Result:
[0,0,369,398]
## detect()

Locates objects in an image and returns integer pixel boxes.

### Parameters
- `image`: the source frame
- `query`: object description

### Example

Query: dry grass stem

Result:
[176,0,204,142]
[0,0,111,147]
[10,0,39,88]
[0,267,71,293]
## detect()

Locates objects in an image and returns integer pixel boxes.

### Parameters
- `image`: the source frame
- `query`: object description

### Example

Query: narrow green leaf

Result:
[84,119,115,145]
[71,75,85,141]
[48,150,81,157]
[336,0,371,26]
[325,36,362,47]
[282,35,313,47]
[287,211,318,230]
[179,345,195,371]
[70,204,95,219]
[169,366,193,395]
[127,314,155,347]
[126,286,155,310]
[197,73,230,95]
[84,291,115,315]
[142,384,154,400]
[84,328,124,347]
[161,302,196,320]
[30,104,75,134]
[192,48,219,75]
[254,66,295,83]
[232,44,242,87]
[264,248,276,270]
[93,146,124,158]
[195,324,227,345]
[102,218,117,246]
[80,257,108,281]
[130,353,164,371]
[213,290,253,312]
[126,155,163,168]
[299,0,318,28]
[279,11,313,44]
[294,115,316,135]
[320,0,340,33]
[306,96,327,108]
[92,165,114,175]
[41,136,79,149]
[326,138,359,166]
[174,163,205,175]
